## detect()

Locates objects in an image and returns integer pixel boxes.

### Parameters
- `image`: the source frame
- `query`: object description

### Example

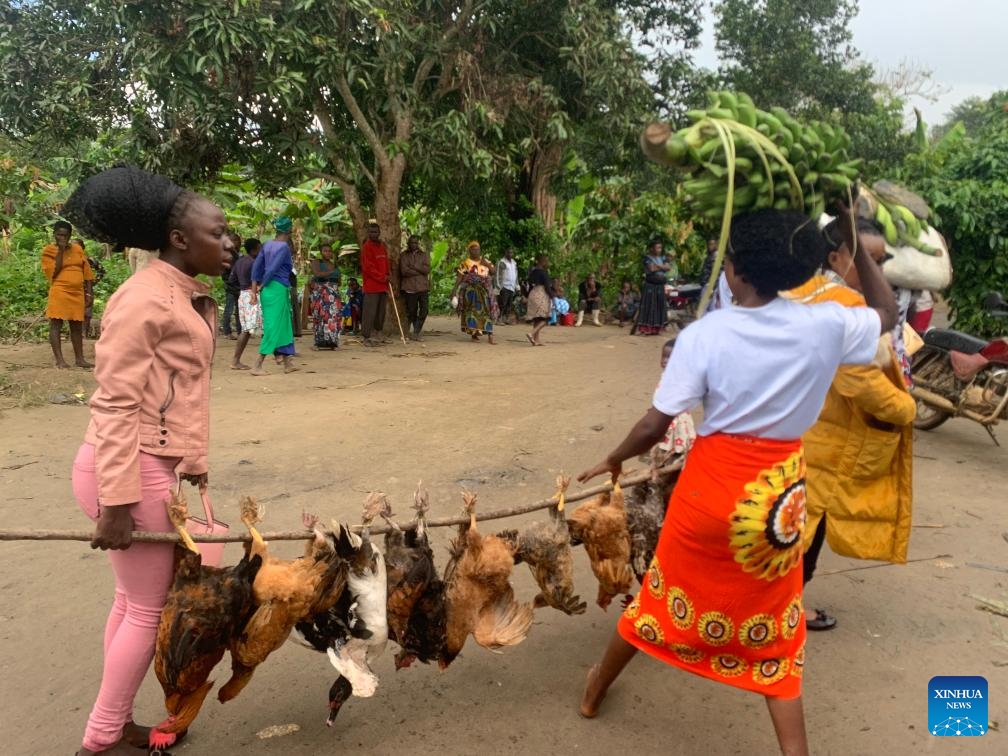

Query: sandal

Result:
[805,608,837,631]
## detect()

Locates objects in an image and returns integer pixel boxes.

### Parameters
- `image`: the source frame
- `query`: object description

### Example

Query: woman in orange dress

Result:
[41,220,94,368]
[577,206,898,756]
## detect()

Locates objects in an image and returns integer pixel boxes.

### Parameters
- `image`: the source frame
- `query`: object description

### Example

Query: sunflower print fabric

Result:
[616,433,807,700]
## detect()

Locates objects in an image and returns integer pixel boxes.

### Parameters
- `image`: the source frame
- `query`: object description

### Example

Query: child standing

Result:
[63,165,235,755]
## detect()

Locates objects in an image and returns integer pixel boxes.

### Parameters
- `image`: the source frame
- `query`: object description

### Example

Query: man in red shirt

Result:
[360,220,390,346]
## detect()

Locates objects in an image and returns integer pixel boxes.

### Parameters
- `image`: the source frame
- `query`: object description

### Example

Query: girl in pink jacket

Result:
[62,166,235,755]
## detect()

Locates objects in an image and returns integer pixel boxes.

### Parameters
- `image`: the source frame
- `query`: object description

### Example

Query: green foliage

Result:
[908,92,1008,336]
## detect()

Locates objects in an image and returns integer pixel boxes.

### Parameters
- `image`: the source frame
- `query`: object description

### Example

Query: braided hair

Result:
[61,165,197,252]
[727,209,826,299]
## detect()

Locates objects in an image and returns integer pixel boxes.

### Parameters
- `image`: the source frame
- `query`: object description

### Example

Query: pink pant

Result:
[72,443,179,751]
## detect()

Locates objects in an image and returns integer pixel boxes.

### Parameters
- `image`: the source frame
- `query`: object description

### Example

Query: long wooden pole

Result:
[0,461,682,544]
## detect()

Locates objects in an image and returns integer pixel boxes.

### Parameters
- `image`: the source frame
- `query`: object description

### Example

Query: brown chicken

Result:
[217,497,347,704]
[498,474,586,615]
[567,480,634,610]
[625,450,680,585]
[383,483,447,669]
[443,490,534,667]
[150,491,263,750]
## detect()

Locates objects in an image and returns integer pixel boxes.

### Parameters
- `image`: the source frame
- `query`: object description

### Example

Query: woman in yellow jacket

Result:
[786,218,916,630]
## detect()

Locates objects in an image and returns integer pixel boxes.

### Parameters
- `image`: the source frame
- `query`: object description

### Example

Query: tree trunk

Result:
[526,142,563,229]
[375,155,406,338]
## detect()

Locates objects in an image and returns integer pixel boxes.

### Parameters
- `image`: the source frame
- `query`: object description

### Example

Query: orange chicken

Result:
[217,497,347,704]
[567,481,634,610]
[443,491,534,667]
[150,491,262,750]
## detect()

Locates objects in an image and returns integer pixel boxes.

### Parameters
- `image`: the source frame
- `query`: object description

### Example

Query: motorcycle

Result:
[665,281,703,325]
[910,293,1008,444]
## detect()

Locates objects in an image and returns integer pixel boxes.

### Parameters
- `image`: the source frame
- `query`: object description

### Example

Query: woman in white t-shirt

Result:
[576,206,897,756]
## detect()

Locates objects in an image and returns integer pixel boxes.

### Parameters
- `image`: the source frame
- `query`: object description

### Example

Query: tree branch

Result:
[412,0,477,92]
[333,71,390,174]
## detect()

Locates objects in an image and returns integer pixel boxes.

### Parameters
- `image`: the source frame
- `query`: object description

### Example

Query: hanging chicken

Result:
[383,483,448,669]
[498,474,586,615]
[443,490,534,667]
[567,480,634,610]
[216,498,347,704]
[624,450,678,585]
[149,490,263,751]
[291,493,388,725]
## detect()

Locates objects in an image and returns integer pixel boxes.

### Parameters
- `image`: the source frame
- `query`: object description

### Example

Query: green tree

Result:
[911,93,1008,335]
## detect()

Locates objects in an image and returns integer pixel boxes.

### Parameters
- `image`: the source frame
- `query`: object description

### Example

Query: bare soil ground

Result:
[0,315,1005,755]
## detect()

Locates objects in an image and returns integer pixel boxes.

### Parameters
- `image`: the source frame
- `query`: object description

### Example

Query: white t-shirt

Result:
[653,297,881,439]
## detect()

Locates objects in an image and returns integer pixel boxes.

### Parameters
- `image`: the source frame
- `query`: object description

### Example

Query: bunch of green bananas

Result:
[860,186,940,255]
[641,91,862,222]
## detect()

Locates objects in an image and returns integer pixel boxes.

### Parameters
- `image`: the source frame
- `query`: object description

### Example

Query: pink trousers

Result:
[72,443,179,751]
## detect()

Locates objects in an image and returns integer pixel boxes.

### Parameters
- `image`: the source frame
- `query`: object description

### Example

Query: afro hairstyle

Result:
[727,209,826,299]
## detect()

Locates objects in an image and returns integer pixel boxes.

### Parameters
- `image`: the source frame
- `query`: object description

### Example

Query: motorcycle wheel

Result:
[913,397,951,430]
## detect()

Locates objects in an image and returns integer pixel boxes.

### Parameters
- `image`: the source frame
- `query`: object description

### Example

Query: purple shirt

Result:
[229,254,256,290]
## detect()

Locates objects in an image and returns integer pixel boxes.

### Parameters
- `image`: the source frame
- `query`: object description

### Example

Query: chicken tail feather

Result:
[472,598,534,650]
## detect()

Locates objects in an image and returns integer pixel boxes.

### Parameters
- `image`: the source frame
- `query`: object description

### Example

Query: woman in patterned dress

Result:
[309,241,342,349]
[577,206,898,756]
[451,240,497,345]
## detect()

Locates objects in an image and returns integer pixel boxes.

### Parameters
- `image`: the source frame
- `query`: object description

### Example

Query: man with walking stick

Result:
[360,220,390,347]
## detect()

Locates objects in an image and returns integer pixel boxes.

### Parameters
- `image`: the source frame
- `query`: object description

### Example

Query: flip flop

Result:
[805,609,837,631]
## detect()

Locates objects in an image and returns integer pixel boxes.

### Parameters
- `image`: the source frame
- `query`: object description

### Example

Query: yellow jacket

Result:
[788,275,916,563]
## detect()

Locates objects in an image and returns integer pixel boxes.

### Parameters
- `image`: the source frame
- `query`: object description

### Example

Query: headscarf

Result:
[467,240,480,251]
[273,215,293,233]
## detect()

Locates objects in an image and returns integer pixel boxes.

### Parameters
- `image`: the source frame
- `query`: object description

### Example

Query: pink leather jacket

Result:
[84,258,217,505]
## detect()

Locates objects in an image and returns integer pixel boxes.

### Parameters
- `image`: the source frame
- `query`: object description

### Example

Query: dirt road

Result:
[0,316,1004,755]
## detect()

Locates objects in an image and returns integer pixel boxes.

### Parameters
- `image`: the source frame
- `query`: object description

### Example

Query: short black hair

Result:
[727,209,825,299]
[53,220,72,233]
[61,165,192,252]
[244,238,261,253]
[662,337,677,351]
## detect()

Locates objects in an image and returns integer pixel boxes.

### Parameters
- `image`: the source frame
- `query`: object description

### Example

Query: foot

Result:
[488,335,497,345]
[75,360,94,368]
[805,609,837,631]
[525,333,535,346]
[283,359,299,374]
[250,367,269,376]
[230,363,251,370]
[55,361,71,370]
[579,665,606,719]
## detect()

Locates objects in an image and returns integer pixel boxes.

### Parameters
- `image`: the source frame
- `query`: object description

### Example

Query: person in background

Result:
[250,216,298,374]
[360,220,390,347]
[698,237,720,314]
[309,240,342,350]
[231,238,262,369]
[495,247,519,324]
[908,289,934,334]
[655,337,696,458]
[221,231,242,339]
[637,237,673,335]
[615,279,639,328]
[451,240,497,344]
[41,220,94,368]
[576,273,603,327]
[62,164,235,756]
[550,278,570,325]
[577,205,897,756]
[788,218,915,632]
[399,235,431,341]
[344,277,364,334]
[525,254,553,346]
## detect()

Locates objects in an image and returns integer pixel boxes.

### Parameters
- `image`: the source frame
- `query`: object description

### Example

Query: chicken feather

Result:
[567,482,634,610]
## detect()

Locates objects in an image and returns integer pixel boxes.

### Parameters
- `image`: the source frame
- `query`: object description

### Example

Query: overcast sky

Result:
[693,0,1004,127]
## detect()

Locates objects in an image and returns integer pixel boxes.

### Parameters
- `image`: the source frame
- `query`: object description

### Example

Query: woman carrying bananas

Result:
[635,237,675,335]
[578,204,897,756]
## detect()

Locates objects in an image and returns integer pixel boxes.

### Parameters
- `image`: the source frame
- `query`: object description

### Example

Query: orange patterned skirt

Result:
[617,432,807,699]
